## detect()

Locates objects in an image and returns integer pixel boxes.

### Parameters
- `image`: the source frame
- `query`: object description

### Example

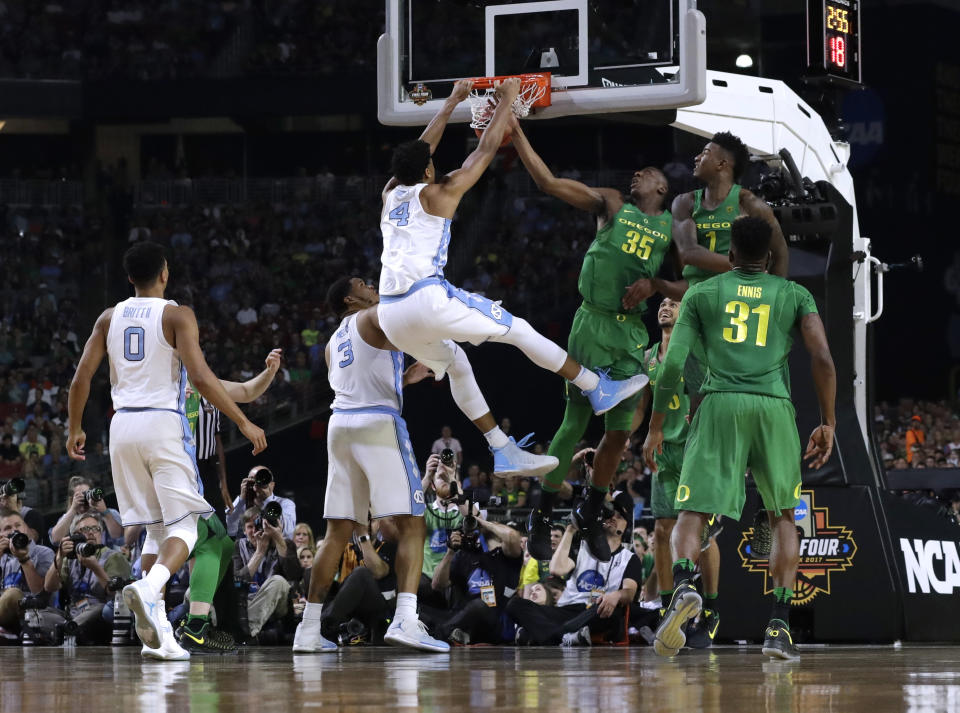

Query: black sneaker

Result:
[700,514,723,551]
[526,509,554,561]
[573,503,611,562]
[762,619,800,661]
[176,621,239,655]
[686,608,720,649]
[750,510,772,559]
[653,582,702,657]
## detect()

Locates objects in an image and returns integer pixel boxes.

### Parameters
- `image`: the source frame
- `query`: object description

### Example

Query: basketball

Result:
[474,124,514,147]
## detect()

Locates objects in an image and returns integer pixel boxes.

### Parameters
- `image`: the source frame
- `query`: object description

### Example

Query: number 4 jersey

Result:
[673,270,818,399]
[106,297,185,411]
[328,313,405,413]
[379,183,451,297]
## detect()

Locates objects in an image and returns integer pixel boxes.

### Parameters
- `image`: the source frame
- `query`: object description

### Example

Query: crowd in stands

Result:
[875,399,960,471]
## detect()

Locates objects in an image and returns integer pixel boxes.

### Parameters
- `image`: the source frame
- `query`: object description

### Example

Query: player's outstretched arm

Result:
[220,348,282,403]
[67,309,112,460]
[671,193,733,274]
[741,189,789,277]
[167,304,266,455]
[799,312,836,468]
[510,118,616,215]
[435,78,521,204]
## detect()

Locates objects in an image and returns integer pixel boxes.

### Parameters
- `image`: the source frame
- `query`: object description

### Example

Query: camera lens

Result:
[263,501,282,527]
[76,542,98,558]
[440,448,455,467]
[10,531,29,550]
[86,487,104,503]
[2,478,25,497]
[254,469,273,488]
[66,532,87,558]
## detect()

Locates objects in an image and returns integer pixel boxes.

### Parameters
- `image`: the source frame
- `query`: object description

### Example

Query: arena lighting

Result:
[735,54,754,68]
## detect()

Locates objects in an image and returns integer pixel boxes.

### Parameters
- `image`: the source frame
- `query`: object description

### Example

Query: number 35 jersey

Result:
[328,313,405,413]
[579,202,672,315]
[106,297,184,411]
[678,270,819,399]
[379,183,451,297]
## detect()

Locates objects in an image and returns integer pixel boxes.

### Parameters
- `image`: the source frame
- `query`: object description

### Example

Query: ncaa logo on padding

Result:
[576,570,605,592]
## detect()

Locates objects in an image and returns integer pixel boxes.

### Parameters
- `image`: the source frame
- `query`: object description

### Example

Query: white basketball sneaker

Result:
[293,618,338,653]
[123,579,163,649]
[141,603,190,661]
[492,433,558,478]
[384,617,450,653]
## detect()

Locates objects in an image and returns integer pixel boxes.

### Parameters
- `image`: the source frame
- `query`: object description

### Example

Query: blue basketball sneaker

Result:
[492,433,558,478]
[583,371,649,415]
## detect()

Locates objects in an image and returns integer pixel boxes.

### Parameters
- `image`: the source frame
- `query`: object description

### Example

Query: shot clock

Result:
[807,0,861,85]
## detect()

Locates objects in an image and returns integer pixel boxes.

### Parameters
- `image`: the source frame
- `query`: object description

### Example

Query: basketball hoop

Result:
[467,73,551,138]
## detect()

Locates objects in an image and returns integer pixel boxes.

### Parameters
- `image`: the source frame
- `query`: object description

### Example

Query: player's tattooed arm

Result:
[509,116,617,219]
[67,308,112,460]
[740,189,789,277]
[671,192,732,275]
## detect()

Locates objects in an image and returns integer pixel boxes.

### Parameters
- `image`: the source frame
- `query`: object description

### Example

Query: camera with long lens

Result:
[85,487,104,504]
[440,448,456,468]
[64,532,88,559]
[446,499,482,553]
[247,468,274,505]
[1,477,25,498]
[9,530,29,550]
[255,501,283,531]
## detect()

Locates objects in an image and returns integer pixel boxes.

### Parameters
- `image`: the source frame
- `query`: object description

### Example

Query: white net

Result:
[467,80,548,130]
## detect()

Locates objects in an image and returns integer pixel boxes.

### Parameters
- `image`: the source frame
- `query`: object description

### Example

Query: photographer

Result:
[48,476,123,548]
[0,478,43,544]
[226,466,296,540]
[506,491,642,646]
[0,508,54,636]
[43,512,131,644]
[420,452,463,607]
[233,505,302,638]
[430,508,523,645]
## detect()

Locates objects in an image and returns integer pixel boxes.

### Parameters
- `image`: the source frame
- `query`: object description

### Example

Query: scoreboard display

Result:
[807,0,861,85]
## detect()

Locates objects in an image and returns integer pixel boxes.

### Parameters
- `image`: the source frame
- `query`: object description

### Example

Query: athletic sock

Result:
[672,559,696,589]
[704,593,719,615]
[143,563,171,597]
[571,366,600,392]
[303,602,323,621]
[771,587,793,625]
[660,591,673,610]
[394,592,417,622]
[484,426,510,450]
[185,615,209,634]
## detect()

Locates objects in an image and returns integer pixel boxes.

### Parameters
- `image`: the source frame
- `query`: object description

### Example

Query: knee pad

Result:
[142,522,166,556]
[165,514,200,554]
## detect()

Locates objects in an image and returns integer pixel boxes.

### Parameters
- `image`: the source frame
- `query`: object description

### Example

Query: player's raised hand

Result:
[67,428,87,461]
[264,348,282,373]
[240,420,267,455]
[642,428,664,472]
[450,79,474,103]
[803,424,835,469]
[495,77,521,103]
[622,278,654,311]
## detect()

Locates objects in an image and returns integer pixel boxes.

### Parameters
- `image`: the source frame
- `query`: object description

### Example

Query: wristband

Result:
[357,535,371,544]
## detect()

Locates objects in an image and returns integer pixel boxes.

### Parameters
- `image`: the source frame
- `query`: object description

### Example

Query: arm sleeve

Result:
[651,296,701,413]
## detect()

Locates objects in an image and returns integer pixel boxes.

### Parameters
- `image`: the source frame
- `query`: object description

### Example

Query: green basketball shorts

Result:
[651,441,684,520]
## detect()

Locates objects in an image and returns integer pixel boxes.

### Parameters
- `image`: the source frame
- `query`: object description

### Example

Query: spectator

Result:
[419,454,463,607]
[17,424,45,459]
[0,508,54,638]
[293,523,317,555]
[0,486,43,544]
[226,466,296,539]
[0,434,21,474]
[233,506,302,639]
[905,415,926,464]
[519,524,564,589]
[431,426,463,467]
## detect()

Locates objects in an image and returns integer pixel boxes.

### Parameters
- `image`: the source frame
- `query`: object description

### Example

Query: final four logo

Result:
[737,490,857,605]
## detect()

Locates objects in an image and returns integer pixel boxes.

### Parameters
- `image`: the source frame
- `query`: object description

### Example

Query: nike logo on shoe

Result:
[183,632,204,645]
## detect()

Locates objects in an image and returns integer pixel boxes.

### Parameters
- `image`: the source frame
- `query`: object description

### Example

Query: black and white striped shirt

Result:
[195,397,221,462]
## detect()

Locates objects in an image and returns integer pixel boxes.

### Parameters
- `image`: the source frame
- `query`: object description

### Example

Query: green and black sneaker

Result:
[176,620,239,655]
[653,582,702,657]
[686,608,720,649]
[761,619,800,661]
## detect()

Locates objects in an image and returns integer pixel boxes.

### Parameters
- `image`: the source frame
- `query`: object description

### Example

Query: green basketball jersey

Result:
[579,202,672,314]
[682,184,741,286]
[646,341,690,444]
[675,270,818,399]
[185,384,200,436]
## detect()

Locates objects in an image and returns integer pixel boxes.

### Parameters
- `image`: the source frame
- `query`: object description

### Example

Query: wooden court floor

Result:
[1,645,958,713]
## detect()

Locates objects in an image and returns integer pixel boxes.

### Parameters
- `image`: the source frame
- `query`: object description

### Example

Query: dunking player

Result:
[642,217,836,660]
[509,118,681,562]
[633,297,721,647]
[377,78,647,482]
[294,277,447,653]
[67,241,267,659]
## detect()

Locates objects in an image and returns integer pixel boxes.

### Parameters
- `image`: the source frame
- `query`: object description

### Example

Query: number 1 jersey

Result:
[106,297,184,411]
[328,313,404,413]
[677,270,818,399]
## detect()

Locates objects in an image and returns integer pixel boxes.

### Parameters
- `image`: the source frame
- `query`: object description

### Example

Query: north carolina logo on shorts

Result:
[414,490,425,504]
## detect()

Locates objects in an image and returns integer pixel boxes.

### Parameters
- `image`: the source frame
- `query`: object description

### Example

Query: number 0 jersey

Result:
[653,271,818,412]
[682,184,741,287]
[379,183,452,296]
[106,297,184,411]
[646,342,690,444]
[328,313,405,412]
[579,202,672,314]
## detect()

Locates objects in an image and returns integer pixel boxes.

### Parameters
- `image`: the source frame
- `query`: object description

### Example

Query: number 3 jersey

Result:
[106,297,184,411]
[379,183,451,297]
[328,313,405,413]
[579,202,672,315]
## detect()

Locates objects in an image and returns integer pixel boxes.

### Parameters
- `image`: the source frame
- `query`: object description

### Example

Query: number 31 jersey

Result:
[379,183,451,297]
[106,297,184,411]
[328,313,405,413]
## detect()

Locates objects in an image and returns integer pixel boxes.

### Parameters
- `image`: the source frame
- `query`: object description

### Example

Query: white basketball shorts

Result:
[377,278,514,379]
[109,408,214,526]
[324,408,425,522]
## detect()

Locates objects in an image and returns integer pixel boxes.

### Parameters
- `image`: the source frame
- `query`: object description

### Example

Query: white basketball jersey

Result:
[328,313,404,412]
[107,297,184,411]
[379,183,452,296]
